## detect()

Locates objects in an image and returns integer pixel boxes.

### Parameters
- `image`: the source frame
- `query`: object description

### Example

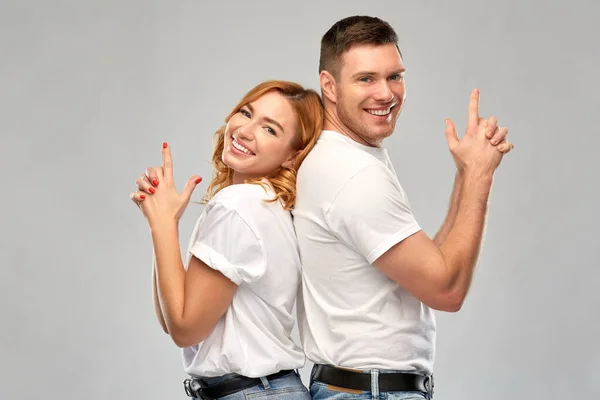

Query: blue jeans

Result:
[309,365,433,400]
[189,370,310,399]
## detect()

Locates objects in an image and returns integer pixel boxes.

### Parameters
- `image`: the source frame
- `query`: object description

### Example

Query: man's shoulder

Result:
[301,131,386,179]
[296,133,395,208]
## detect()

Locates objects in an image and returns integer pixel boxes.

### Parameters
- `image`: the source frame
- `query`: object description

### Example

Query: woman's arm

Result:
[134,144,238,347]
[151,220,238,348]
[151,257,169,334]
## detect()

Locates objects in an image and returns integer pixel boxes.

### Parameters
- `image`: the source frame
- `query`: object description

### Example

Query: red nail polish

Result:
[163,142,168,149]
[140,194,146,199]
[195,178,202,184]
[148,187,155,194]
[152,179,159,187]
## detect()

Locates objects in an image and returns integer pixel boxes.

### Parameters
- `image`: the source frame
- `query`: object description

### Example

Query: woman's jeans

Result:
[188,370,310,400]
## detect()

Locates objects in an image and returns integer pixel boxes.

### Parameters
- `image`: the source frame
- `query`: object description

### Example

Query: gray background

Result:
[1,0,598,399]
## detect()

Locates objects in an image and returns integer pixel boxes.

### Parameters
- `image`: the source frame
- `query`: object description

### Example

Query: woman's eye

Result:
[265,126,276,135]
[240,109,251,118]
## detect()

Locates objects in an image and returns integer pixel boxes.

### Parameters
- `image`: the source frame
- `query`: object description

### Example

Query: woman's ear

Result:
[282,150,301,169]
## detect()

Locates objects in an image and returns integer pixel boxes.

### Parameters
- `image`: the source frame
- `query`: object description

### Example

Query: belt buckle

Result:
[183,378,201,398]
[183,378,194,397]
[184,378,212,399]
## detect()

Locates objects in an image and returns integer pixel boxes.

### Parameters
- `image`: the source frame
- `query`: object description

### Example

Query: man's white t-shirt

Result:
[182,183,305,378]
[293,130,436,373]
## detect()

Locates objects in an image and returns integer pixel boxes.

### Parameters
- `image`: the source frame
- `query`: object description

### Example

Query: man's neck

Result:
[323,108,380,147]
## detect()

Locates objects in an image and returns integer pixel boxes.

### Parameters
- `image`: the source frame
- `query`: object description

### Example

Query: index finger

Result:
[467,88,480,132]
[162,142,173,177]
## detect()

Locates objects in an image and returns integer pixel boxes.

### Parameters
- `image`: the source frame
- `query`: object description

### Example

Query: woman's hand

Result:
[130,142,202,225]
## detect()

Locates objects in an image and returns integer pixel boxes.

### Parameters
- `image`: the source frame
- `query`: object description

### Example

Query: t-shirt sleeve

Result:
[188,202,266,285]
[325,165,421,264]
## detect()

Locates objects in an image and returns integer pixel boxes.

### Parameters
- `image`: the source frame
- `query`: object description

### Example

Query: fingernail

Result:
[474,88,479,94]
[163,142,168,149]
[148,187,155,194]
[491,139,498,145]
[195,178,202,184]
[140,195,146,200]
[152,179,159,186]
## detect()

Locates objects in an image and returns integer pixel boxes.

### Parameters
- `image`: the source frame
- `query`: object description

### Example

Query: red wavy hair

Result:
[202,80,324,210]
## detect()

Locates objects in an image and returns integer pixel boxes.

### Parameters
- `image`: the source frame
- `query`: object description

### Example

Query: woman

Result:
[130,80,323,399]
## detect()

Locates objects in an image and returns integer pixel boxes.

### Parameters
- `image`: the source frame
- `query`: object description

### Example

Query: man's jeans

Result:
[309,365,433,400]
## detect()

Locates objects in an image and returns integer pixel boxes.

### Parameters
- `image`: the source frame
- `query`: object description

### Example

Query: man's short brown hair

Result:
[319,16,401,79]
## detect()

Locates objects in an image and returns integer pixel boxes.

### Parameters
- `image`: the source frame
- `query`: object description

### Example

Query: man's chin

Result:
[365,123,395,139]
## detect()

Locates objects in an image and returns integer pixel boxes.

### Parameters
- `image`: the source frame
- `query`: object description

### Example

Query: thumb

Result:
[182,176,203,201]
[444,119,459,148]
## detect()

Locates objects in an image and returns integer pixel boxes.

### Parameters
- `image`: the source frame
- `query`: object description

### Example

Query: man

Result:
[292,16,514,399]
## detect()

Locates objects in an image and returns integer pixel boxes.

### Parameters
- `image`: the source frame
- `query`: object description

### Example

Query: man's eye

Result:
[390,74,405,81]
[359,77,371,83]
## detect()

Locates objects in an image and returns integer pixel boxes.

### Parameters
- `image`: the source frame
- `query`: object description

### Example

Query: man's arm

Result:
[374,89,510,312]
[374,171,492,312]
[433,114,509,247]
[433,171,463,247]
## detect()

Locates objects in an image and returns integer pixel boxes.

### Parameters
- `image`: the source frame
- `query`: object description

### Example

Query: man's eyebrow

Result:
[247,103,285,132]
[351,68,406,78]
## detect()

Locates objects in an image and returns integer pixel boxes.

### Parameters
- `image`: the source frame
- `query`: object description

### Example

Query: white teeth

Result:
[232,137,254,155]
[367,108,392,116]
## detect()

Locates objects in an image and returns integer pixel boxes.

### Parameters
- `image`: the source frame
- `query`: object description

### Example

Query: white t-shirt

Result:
[182,183,305,378]
[292,130,436,373]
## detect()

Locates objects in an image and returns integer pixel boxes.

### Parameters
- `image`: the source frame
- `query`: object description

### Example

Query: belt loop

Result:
[424,374,434,399]
[309,365,317,386]
[259,376,271,390]
[370,369,379,399]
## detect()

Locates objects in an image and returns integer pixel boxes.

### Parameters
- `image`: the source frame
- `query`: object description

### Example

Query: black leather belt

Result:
[312,364,433,394]
[183,369,294,399]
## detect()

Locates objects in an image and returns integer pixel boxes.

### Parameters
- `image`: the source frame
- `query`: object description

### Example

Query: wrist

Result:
[460,170,494,203]
[461,168,494,186]
[149,217,179,236]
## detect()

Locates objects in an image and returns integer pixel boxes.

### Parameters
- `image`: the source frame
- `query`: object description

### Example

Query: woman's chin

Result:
[222,152,240,169]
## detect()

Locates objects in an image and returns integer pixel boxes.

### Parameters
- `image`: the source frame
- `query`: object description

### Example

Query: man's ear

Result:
[320,70,338,104]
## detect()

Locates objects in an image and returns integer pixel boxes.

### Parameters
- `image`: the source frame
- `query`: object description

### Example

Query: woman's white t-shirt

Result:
[182,183,305,378]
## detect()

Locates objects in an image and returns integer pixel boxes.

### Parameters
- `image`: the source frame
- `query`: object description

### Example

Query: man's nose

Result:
[373,81,394,102]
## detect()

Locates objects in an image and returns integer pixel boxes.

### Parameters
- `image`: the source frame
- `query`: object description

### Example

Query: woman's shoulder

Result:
[211,183,273,202]
[207,183,285,221]
[212,182,274,203]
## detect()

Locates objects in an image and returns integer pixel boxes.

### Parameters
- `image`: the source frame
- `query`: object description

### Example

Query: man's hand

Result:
[484,115,513,154]
[445,89,514,175]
